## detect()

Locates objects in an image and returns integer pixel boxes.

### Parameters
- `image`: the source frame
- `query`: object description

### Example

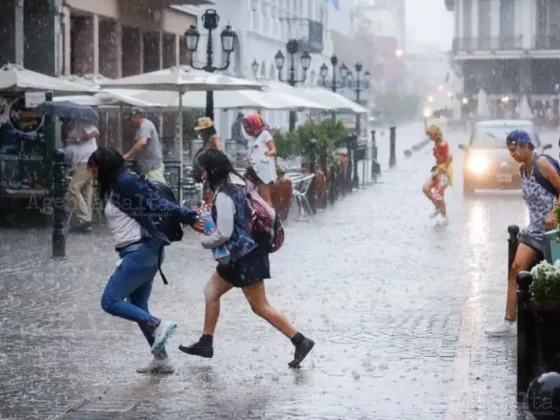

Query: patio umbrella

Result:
[99,65,263,170]
[286,86,367,114]
[37,100,99,122]
[131,89,330,110]
[0,63,98,93]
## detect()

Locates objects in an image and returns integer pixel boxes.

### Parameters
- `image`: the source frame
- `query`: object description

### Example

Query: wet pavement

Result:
[1,120,554,419]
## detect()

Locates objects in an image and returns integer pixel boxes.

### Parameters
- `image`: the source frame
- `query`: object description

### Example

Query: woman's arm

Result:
[115,173,200,226]
[538,156,560,203]
[265,138,277,157]
[200,193,235,249]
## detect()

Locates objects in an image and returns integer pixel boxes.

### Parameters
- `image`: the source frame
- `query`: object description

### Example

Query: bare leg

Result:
[422,178,436,207]
[242,281,297,338]
[202,272,233,335]
[178,271,232,358]
[505,243,536,320]
[242,281,315,368]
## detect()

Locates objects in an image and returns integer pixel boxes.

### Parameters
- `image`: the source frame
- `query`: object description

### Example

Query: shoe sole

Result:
[152,323,177,355]
[178,345,214,358]
[289,340,315,368]
[484,330,516,337]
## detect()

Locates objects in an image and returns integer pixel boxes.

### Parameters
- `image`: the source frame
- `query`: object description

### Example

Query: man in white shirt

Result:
[65,120,99,232]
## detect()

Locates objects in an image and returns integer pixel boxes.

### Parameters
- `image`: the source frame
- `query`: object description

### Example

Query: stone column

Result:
[62,7,71,75]
[491,0,499,38]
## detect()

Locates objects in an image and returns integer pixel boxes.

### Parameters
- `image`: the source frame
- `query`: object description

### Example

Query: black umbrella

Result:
[36,100,99,122]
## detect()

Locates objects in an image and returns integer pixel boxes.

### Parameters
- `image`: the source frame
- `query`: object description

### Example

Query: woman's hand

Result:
[545,210,557,231]
[191,219,205,234]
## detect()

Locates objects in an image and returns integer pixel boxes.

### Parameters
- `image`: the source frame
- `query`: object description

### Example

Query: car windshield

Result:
[470,125,538,148]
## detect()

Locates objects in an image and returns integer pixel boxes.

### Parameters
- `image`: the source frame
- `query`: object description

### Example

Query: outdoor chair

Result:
[292,173,315,221]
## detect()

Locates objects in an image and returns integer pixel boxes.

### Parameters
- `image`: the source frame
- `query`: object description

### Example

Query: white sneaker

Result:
[152,321,177,355]
[484,321,516,337]
[436,215,449,226]
[429,210,440,218]
[136,357,175,374]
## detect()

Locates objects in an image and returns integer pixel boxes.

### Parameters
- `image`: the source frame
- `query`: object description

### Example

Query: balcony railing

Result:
[453,35,523,52]
[534,35,560,50]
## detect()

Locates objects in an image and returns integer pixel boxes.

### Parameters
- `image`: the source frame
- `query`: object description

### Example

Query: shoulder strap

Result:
[533,154,559,197]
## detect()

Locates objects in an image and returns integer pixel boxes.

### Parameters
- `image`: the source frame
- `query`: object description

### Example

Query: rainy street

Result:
[0,120,552,420]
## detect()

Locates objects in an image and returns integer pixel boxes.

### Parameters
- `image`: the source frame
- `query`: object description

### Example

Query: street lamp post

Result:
[319,55,349,120]
[345,63,371,188]
[184,9,237,120]
[275,39,311,132]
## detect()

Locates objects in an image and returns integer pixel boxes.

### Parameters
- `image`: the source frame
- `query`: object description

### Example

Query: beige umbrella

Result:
[268,82,367,114]
[0,63,97,93]
[99,66,264,170]
[131,89,331,110]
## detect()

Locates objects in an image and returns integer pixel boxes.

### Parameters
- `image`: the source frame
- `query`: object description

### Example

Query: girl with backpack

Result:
[178,149,315,368]
[243,114,277,206]
[485,130,560,337]
[87,147,204,373]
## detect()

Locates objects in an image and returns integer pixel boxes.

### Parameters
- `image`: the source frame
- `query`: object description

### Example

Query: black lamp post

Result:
[274,39,311,132]
[184,9,237,120]
[345,63,371,188]
[319,55,349,120]
[345,63,371,137]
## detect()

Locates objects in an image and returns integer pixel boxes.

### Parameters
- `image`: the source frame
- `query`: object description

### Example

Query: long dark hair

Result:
[87,147,125,200]
[197,149,240,192]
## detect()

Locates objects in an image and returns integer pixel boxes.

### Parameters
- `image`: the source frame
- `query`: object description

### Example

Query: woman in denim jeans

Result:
[87,147,203,374]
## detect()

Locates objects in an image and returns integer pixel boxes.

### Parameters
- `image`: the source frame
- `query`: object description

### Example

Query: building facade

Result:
[353,0,406,91]
[198,0,337,135]
[450,0,560,107]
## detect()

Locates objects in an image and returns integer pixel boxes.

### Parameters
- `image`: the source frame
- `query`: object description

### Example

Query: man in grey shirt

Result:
[124,108,165,183]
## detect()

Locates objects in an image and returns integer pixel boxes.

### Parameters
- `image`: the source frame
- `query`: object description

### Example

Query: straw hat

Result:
[194,117,214,131]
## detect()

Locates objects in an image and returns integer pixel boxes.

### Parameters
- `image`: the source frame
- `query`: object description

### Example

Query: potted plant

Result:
[530,260,560,300]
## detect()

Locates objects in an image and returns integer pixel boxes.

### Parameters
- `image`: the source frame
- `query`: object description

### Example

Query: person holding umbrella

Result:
[64,118,99,232]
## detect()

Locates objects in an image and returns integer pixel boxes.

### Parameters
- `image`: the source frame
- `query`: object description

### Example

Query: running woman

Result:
[87,147,203,373]
[422,125,453,225]
[178,149,315,368]
[485,130,560,336]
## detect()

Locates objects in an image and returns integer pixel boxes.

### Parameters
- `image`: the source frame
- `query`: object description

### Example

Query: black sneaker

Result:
[178,342,214,358]
[288,337,315,368]
[70,221,92,233]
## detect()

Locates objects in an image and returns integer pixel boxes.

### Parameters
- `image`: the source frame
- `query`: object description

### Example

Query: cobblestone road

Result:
[1,121,554,419]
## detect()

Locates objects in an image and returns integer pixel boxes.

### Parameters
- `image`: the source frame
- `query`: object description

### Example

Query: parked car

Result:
[458,120,552,195]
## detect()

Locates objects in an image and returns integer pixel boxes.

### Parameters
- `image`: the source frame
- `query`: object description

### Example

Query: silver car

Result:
[458,120,552,195]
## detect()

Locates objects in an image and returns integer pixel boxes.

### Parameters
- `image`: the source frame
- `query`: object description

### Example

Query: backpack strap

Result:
[532,154,560,197]
[157,245,168,285]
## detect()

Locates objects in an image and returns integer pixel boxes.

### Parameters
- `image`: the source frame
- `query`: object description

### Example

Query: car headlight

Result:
[467,154,489,174]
